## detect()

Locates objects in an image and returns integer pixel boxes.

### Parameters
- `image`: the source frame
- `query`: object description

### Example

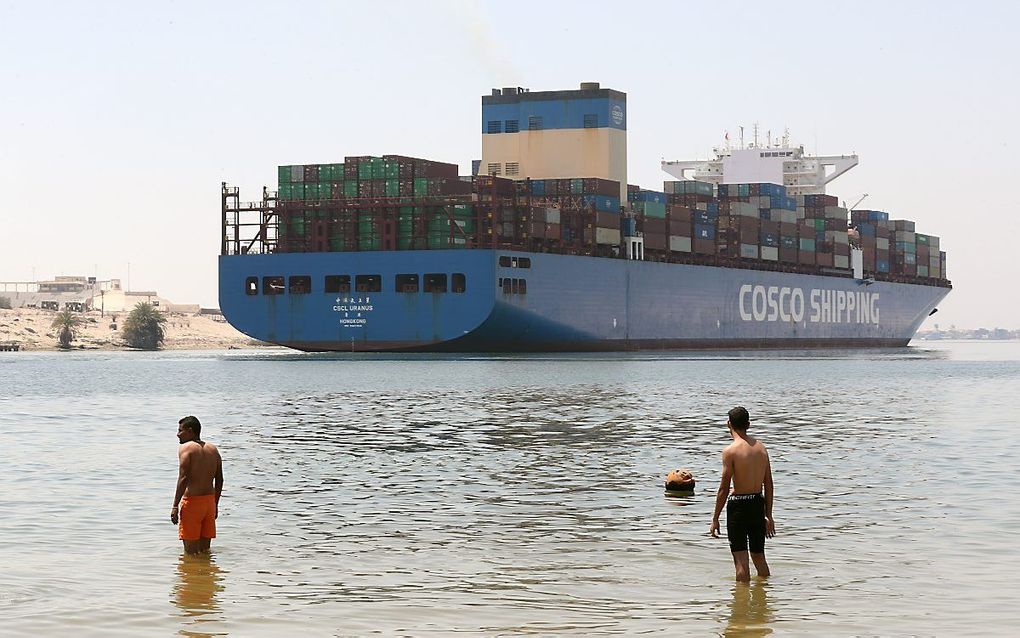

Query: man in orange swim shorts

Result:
[170,416,223,554]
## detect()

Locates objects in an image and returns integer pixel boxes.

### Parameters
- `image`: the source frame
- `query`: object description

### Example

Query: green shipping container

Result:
[359,236,381,251]
[385,180,400,197]
[413,178,429,196]
[635,201,667,218]
[570,178,583,194]
[813,219,826,231]
[278,184,294,200]
[278,166,292,184]
[344,181,359,198]
[383,161,399,179]
[799,237,816,251]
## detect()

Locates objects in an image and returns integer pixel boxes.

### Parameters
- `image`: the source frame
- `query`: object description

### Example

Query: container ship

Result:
[219,82,950,352]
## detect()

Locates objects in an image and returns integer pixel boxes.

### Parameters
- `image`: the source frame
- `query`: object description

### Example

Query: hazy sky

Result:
[1,1,1017,329]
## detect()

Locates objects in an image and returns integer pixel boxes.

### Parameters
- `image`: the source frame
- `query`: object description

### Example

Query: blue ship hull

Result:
[219,250,950,352]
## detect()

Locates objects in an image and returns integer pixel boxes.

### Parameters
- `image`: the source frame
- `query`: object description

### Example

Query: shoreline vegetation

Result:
[0,307,268,351]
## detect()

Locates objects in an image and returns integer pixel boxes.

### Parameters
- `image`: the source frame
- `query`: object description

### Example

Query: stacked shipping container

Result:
[272,157,945,282]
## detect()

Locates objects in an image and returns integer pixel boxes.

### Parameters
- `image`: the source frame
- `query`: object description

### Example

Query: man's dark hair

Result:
[179,415,202,437]
[728,406,750,431]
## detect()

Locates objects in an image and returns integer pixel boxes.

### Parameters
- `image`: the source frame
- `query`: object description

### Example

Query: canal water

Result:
[0,341,1016,636]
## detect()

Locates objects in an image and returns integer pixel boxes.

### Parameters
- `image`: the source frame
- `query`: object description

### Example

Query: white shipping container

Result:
[596,227,621,245]
[739,243,758,259]
[730,202,757,217]
[834,255,849,269]
[931,266,942,278]
[917,265,929,277]
[893,231,916,243]
[291,165,305,182]
[877,237,890,250]
[824,205,848,220]
[543,208,560,224]
[760,246,779,261]
[825,230,849,245]
[669,235,692,252]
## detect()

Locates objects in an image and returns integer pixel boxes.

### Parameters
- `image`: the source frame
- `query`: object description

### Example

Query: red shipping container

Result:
[670,220,693,236]
[816,252,834,267]
[779,248,798,263]
[798,250,817,265]
[644,233,667,250]
[644,217,667,234]
[596,211,619,228]
[694,239,716,255]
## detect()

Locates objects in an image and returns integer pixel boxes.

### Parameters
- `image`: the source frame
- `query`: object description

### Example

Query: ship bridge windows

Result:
[424,273,447,293]
[263,276,285,295]
[499,278,527,295]
[396,274,419,293]
[504,119,519,133]
[528,116,543,131]
[288,275,311,294]
[487,120,502,134]
[355,274,382,293]
[324,275,351,294]
[498,255,531,268]
[245,277,258,296]
[452,273,466,293]
[583,113,598,128]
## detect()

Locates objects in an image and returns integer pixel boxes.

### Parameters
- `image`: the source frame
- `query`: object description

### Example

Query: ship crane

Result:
[846,193,869,211]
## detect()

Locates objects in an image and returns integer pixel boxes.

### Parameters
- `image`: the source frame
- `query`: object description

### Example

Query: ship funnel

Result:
[580,82,600,90]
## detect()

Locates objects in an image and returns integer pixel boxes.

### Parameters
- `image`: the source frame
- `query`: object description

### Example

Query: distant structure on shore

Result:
[0,275,200,314]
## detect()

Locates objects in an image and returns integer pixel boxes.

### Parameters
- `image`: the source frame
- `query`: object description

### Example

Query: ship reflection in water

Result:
[172,554,225,638]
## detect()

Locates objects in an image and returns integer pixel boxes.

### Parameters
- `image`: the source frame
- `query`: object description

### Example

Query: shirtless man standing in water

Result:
[170,416,223,555]
[709,407,775,582]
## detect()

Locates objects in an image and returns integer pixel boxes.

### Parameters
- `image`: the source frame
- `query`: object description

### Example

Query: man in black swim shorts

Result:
[709,407,776,581]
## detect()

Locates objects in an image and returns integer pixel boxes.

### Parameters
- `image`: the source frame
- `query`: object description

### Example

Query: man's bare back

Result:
[709,407,775,582]
[179,441,222,497]
[725,435,770,495]
[171,416,223,555]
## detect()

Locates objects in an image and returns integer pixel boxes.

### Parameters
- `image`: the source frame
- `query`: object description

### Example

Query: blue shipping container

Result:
[760,232,779,247]
[694,210,718,224]
[632,190,667,204]
[694,223,716,240]
[706,202,719,214]
[583,195,621,212]
[621,217,637,236]
[868,211,889,221]
[856,223,876,237]
[876,260,890,273]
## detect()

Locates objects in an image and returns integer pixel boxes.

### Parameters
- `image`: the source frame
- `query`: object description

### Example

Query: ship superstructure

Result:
[662,128,858,197]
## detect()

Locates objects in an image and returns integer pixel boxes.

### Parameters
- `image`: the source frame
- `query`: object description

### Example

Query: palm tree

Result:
[51,310,82,349]
[122,302,167,350]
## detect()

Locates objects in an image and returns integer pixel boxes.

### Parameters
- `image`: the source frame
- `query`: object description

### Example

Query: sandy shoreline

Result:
[0,307,267,351]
